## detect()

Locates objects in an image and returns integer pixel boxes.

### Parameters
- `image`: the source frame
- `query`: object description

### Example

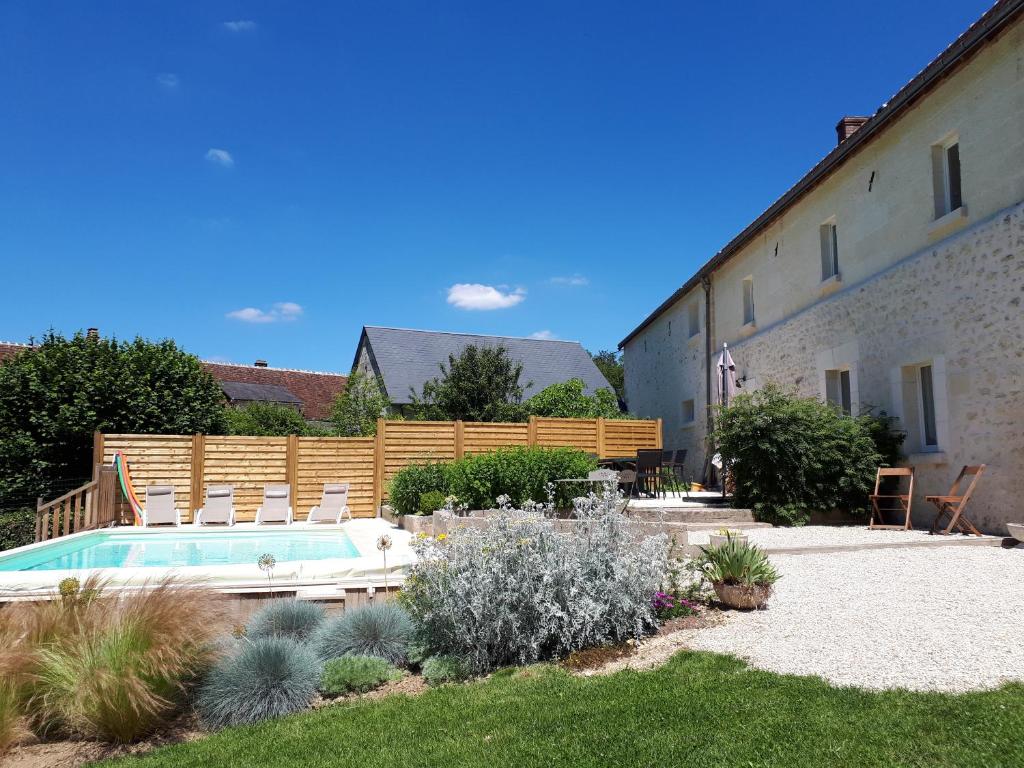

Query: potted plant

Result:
[697,538,779,610]
[708,527,748,548]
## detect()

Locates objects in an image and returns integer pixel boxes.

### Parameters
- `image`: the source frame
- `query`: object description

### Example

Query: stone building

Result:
[619,0,1024,533]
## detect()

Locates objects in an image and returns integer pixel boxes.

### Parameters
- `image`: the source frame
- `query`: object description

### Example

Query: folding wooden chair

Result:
[927,464,986,536]
[868,467,914,530]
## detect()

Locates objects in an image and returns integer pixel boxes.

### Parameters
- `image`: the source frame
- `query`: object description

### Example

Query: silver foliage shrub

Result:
[402,486,668,673]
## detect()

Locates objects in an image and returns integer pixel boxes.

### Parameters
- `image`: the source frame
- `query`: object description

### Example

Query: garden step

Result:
[680,521,772,530]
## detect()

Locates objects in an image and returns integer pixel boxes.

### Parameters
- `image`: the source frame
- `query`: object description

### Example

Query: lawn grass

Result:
[101,651,1024,768]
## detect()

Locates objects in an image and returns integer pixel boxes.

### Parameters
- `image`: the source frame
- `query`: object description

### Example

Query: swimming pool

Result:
[0,529,361,572]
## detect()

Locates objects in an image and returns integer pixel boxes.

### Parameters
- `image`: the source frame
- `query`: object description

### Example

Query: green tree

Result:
[223,402,311,436]
[715,384,882,526]
[0,330,227,504]
[525,379,624,419]
[590,349,624,400]
[331,370,392,436]
[409,345,526,422]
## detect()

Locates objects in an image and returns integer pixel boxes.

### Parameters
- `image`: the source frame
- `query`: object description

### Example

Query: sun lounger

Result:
[307,483,352,524]
[195,485,235,526]
[255,484,293,525]
[142,485,181,527]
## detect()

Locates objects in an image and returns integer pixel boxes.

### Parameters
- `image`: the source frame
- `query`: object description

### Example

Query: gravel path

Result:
[688,525,961,549]
[687,545,1024,691]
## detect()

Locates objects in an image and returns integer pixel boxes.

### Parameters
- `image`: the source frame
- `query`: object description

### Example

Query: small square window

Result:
[742,278,755,326]
[819,221,839,281]
[681,399,695,424]
[687,302,700,337]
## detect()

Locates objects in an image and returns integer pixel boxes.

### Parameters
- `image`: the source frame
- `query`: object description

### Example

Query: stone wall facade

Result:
[711,203,1024,532]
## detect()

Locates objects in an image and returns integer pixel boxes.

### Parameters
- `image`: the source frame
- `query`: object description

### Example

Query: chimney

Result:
[86,328,99,340]
[254,360,268,368]
[835,116,869,145]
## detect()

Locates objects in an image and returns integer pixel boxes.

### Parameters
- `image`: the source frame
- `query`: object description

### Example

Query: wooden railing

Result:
[35,466,121,543]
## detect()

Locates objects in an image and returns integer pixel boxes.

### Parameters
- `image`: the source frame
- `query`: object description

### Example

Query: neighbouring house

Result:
[619,0,1024,533]
[351,326,614,414]
[0,340,347,427]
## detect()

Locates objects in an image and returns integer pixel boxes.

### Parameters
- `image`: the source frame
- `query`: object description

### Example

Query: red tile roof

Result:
[200,362,345,421]
[0,342,346,421]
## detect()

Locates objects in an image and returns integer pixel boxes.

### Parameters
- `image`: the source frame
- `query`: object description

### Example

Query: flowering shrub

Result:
[651,591,701,621]
[401,488,668,673]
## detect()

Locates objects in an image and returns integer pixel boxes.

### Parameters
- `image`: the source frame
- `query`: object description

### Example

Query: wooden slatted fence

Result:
[93,416,661,523]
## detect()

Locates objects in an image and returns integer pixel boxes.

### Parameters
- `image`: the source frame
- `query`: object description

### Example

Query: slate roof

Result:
[220,381,302,406]
[356,326,612,405]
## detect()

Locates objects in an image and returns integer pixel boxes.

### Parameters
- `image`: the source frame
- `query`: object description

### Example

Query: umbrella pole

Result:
[721,344,728,500]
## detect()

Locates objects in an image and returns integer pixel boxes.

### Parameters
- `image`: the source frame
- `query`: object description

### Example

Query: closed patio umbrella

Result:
[714,343,740,498]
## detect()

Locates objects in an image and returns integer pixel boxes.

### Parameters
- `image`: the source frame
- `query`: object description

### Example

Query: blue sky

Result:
[0,1,989,371]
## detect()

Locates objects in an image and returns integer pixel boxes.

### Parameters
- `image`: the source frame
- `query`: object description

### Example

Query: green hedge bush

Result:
[0,508,35,552]
[388,446,598,514]
[715,385,883,526]
[446,446,597,510]
[388,462,450,516]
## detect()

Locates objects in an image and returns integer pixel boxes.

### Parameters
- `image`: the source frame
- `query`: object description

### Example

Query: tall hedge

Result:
[715,385,884,526]
[387,446,597,514]
[0,331,227,505]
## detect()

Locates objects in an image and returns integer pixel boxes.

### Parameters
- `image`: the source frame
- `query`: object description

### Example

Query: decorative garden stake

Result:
[257,552,276,594]
[376,534,393,592]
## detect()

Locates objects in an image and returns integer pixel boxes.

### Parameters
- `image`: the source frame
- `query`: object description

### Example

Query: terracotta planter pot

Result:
[713,581,772,610]
[709,533,748,548]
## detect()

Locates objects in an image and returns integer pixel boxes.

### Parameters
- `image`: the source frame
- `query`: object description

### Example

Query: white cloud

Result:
[529,330,557,340]
[550,274,589,286]
[205,148,234,168]
[226,302,304,323]
[156,73,179,89]
[223,20,257,32]
[446,283,525,311]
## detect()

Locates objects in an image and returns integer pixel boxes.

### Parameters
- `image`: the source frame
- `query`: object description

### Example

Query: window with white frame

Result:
[819,219,839,281]
[687,301,700,337]
[931,135,963,219]
[742,277,755,326]
[681,399,695,424]
[825,369,852,415]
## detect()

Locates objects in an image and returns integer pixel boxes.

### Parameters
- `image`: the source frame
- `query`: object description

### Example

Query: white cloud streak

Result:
[156,73,179,89]
[205,148,234,167]
[446,283,526,311]
[529,330,557,340]
[550,274,589,286]
[223,20,257,32]
[226,302,304,323]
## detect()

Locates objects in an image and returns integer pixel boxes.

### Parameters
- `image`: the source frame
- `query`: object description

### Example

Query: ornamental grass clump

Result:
[320,655,402,695]
[197,636,321,729]
[311,602,414,665]
[402,488,667,673]
[0,576,224,745]
[246,599,325,642]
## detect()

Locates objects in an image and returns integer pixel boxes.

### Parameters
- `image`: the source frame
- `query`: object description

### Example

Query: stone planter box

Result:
[1007,522,1024,543]
[713,582,772,610]
[380,505,434,535]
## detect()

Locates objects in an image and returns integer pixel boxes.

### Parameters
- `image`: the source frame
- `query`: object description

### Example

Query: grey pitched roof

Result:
[220,381,302,405]
[358,327,613,405]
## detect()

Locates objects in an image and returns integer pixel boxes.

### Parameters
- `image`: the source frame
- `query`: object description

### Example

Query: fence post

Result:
[35,497,44,542]
[655,418,663,449]
[92,431,104,480]
[190,433,205,523]
[286,434,299,497]
[596,417,606,459]
[454,420,465,459]
[528,415,538,447]
[373,418,386,514]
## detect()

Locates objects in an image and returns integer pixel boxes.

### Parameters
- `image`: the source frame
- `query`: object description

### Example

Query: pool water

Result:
[0,530,361,572]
